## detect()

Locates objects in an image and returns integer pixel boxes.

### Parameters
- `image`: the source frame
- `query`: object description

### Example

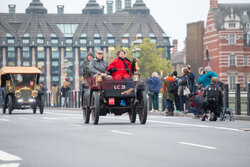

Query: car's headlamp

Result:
[15,91,21,98]
[32,91,38,97]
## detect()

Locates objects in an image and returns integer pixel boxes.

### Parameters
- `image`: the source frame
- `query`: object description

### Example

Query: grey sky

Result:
[1,0,249,50]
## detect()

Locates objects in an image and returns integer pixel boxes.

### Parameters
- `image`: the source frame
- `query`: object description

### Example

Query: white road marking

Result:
[0,118,9,122]
[111,130,133,135]
[104,116,244,132]
[0,163,20,167]
[45,112,81,117]
[70,124,82,127]
[18,118,28,120]
[179,142,217,150]
[147,120,244,132]
[0,150,22,161]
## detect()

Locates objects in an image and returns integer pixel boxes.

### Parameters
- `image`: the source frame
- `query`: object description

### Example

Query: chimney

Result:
[210,0,218,9]
[173,39,178,55]
[57,5,64,14]
[8,4,16,13]
[115,0,122,12]
[106,0,114,14]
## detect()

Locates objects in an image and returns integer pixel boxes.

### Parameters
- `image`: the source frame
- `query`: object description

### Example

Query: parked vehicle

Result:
[0,67,45,114]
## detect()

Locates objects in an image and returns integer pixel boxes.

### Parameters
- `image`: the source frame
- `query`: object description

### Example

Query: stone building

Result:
[204,0,250,90]
[0,0,171,91]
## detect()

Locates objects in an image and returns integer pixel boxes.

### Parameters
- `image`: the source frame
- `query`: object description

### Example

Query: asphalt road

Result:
[0,109,250,167]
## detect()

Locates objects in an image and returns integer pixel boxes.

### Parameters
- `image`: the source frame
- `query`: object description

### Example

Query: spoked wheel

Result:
[90,91,100,125]
[40,95,45,114]
[83,94,90,124]
[8,95,13,115]
[129,108,136,123]
[137,90,148,124]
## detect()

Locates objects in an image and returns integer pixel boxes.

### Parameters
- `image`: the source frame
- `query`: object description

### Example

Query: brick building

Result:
[0,0,171,91]
[204,0,250,90]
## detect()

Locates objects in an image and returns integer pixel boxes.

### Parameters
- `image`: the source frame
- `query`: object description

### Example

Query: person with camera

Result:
[198,66,218,88]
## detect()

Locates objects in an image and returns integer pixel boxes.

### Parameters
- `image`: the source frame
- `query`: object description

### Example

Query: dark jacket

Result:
[202,83,223,106]
[147,77,161,94]
[178,74,191,96]
[61,86,71,97]
[189,72,196,93]
[82,59,92,77]
[89,58,109,76]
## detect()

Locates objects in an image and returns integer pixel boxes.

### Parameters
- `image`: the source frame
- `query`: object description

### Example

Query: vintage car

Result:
[82,74,148,125]
[0,67,45,114]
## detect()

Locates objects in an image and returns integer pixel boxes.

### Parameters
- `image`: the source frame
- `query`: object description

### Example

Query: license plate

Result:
[109,98,115,105]
[114,85,126,90]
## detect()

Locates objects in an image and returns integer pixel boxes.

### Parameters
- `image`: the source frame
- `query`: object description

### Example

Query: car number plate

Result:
[109,98,115,105]
[114,85,126,90]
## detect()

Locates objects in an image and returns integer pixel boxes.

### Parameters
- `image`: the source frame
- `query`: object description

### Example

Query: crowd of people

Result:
[147,65,223,121]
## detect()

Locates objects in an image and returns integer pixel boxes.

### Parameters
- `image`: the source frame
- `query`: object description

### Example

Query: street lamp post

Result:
[132,40,141,82]
[63,58,69,80]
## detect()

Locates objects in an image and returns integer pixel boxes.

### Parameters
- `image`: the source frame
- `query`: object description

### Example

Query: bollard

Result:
[78,91,81,108]
[71,91,73,108]
[48,92,51,107]
[247,83,250,116]
[75,91,77,108]
[224,84,229,108]
[59,92,62,108]
[235,83,241,115]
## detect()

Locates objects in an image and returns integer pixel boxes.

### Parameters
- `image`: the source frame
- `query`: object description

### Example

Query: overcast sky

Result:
[1,0,249,50]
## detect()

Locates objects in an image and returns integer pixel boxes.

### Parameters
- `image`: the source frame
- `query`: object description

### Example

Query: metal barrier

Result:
[45,83,250,116]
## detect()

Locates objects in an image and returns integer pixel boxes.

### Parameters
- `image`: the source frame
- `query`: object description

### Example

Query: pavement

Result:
[1,109,250,167]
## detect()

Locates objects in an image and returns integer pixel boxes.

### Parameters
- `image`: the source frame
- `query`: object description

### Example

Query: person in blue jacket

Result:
[147,72,161,112]
[198,66,218,88]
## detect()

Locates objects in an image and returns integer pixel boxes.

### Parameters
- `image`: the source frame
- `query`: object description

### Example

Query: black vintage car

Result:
[0,67,45,114]
[82,74,148,125]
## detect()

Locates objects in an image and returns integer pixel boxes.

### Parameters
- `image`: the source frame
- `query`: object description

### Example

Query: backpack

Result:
[168,81,176,93]
[191,95,206,108]
[206,85,219,101]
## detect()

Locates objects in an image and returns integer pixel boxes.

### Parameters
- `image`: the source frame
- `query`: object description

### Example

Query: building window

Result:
[52,76,60,82]
[229,55,236,66]
[248,34,250,45]
[37,38,44,44]
[22,47,30,58]
[229,23,236,28]
[244,56,248,66]
[65,47,73,59]
[122,38,129,44]
[52,61,59,66]
[108,39,115,44]
[7,39,15,44]
[80,39,87,44]
[51,47,59,59]
[51,39,58,44]
[22,39,29,44]
[229,34,236,45]
[229,76,236,90]
[94,39,101,44]
[23,61,30,66]
[7,47,15,58]
[80,47,87,59]
[150,38,156,43]
[56,24,78,37]
[245,76,248,90]
[66,38,73,44]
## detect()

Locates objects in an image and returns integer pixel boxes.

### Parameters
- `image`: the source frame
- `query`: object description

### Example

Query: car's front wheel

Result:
[90,91,100,125]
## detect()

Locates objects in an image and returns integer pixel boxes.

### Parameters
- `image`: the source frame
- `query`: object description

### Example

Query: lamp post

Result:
[132,39,141,74]
[63,58,69,79]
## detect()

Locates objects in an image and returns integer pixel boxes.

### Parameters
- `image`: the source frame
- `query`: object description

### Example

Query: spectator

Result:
[61,79,71,108]
[146,72,161,112]
[82,52,94,78]
[201,77,223,121]
[160,71,175,116]
[189,87,205,118]
[51,83,58,107]
[185,65,196,94]
[0,87,3,108]
[172,71,181,112]
[178,67,191,113]
[198,66,218,88]
[39,82,47,94]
